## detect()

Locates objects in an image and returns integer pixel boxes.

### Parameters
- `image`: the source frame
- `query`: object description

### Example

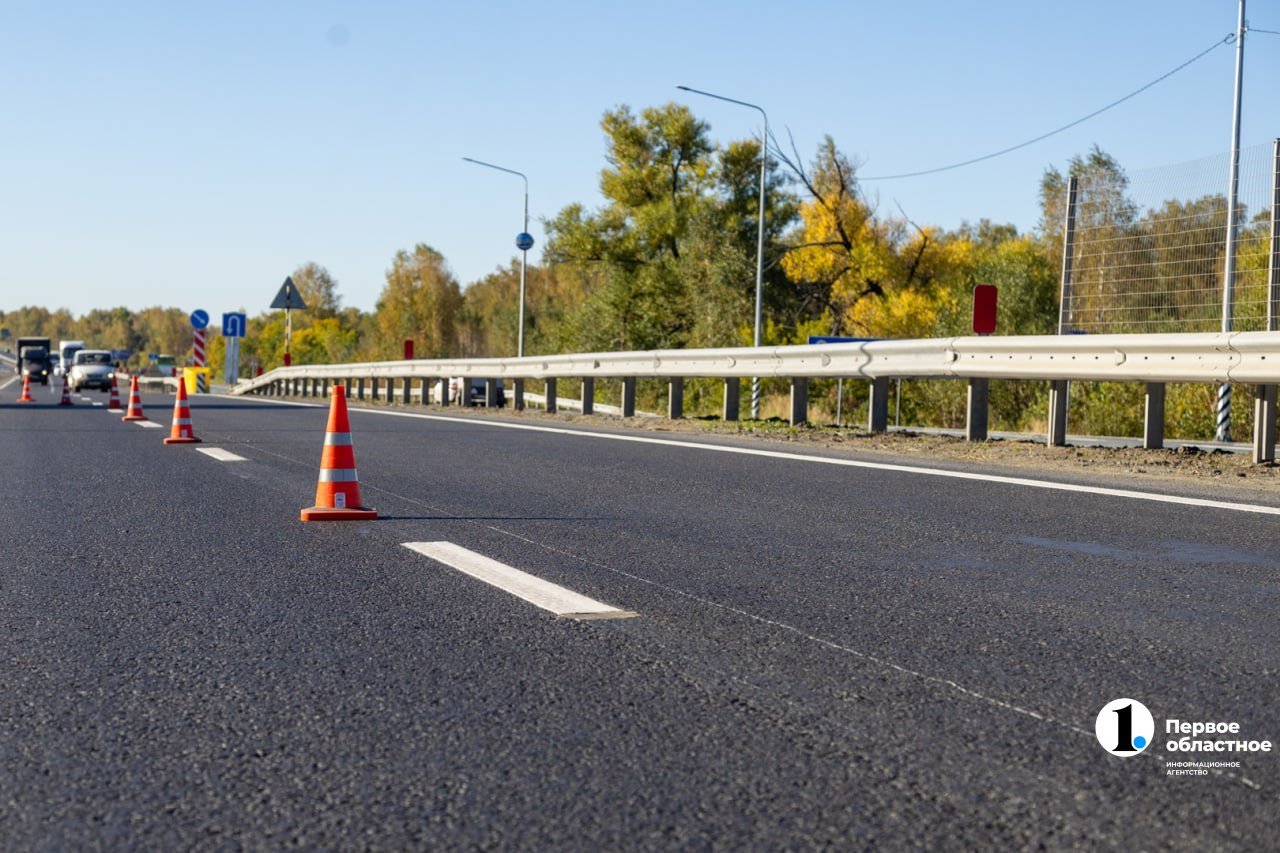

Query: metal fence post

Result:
[582,377,594,415]
[438,377,449,406]
[514,378,525,411]
[1143,383,1166,450]
[357,377,366,401]
[1254,138,1280,463]
[790,377,808,426]
[621,378,636,417]
[1048,175,1079,449]
[966,378,989,441]
[485,378,499,408]
[668,377,684,419]
[723,378,740,421]
[401,377,410,404]
[545,378,557,413]
[1048,381,1069,446]
[868,377,889,433]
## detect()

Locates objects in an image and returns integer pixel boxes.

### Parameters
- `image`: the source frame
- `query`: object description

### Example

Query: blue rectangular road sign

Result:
[222,313,248,337]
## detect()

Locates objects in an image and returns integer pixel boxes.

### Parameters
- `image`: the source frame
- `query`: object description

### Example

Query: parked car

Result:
[449,377,505,407]
[69,350,116,392]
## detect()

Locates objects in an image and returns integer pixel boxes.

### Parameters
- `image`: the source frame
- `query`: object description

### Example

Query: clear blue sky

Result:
[1,0,1277,316]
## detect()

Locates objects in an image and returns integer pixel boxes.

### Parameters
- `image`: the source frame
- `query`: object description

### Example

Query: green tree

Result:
[374,244,463,358]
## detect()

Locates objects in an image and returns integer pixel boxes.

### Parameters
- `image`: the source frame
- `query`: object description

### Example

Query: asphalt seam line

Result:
[402,541,635,620]
[209,393,1280,517]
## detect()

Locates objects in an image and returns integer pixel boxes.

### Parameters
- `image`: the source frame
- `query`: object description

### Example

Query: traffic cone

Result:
[17,375,32,403]
[58,375,73,406]
[163,376,202,444]
[121,376,147,421]
[301,385,376,522]
[107,373,122,410]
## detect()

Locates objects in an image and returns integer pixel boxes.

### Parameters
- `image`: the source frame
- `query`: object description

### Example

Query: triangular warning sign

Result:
[270,276,308,310]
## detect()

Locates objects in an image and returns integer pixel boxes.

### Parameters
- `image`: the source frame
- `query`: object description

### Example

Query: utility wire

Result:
[1249,26,1280,35]
[860,33,1235,181]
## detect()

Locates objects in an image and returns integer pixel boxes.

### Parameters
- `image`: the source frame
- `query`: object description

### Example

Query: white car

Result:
[69,350,116,392]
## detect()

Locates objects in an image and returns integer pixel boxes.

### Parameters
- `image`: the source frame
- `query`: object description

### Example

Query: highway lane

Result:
[1,391,1277,848]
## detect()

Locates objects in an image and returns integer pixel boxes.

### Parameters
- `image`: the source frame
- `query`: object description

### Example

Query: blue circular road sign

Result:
[190,309,209,330]
[515,232,535,252]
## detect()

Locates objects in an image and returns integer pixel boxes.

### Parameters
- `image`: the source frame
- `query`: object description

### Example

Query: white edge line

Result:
[206,393,1280,517]
[195,447,247,462]
[403,541,634,620]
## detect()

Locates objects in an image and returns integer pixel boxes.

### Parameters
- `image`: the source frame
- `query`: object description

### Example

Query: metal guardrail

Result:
[230,331,1280,462]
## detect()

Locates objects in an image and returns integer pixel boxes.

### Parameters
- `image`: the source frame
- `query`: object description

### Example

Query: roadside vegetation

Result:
[0,104,1242,439]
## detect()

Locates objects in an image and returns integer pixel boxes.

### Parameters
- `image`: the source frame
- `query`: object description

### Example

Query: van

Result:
[56,340,85,376]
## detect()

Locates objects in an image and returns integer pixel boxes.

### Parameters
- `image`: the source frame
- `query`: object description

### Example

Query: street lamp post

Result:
[677,85,768,419]
[462,157,532,358]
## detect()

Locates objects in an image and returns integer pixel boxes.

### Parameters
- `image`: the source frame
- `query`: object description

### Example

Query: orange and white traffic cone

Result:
[107,373,122,410]
[17,375,33,403]
[163,376,201,444]
[57,375,73,406]
[301,385,376,522]
[121,376,147,421]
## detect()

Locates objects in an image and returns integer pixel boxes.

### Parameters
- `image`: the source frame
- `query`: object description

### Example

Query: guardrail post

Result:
[485,378,499,407]
[371,377,380,402]
[966,378,989,441]
[399,377,409,404]
[668,377,684,419]
[545,378,557,413]
[868,377,889,432]
[582,378,594,414]
[513,378,525,411]
[343,380,351,398]
[790,377,808,425]
[723,378,740,421]
[437,377,449,406]
[416,378,428,405]
[1144,383,1166,450]
[1048,380,1069,446]
[1254,385,1277,463]
[621,378,636,417]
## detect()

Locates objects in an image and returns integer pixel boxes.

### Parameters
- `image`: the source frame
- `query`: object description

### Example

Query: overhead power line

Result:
[860,33,1235,182]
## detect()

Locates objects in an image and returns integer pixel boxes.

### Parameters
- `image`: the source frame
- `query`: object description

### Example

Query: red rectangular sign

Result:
[973,284,997,335]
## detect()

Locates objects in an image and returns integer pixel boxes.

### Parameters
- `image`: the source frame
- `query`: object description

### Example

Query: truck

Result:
[55,340,85,376]
[16,336,53,385]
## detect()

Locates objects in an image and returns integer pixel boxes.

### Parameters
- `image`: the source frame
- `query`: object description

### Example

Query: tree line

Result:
[0,103,1242,439]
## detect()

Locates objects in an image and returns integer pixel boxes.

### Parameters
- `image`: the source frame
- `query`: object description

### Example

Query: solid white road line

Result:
[195,447,247,462]
[210,393,1280,517]
[0,375,19,391]
[132,420,163,429]
[403,541,635,620]
[91,402,104,407]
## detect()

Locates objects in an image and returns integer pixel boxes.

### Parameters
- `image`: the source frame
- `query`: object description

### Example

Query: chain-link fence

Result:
[1060,141,1276,335]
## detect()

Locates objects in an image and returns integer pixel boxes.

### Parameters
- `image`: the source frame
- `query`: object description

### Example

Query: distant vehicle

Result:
[55,340,85,377]
[146,354,178,378]
[69,350,115,392]
[16,336,53,384]
[449,377,505,407]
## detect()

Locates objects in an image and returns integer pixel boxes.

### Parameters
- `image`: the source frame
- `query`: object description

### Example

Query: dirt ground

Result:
[418,403,1280,496]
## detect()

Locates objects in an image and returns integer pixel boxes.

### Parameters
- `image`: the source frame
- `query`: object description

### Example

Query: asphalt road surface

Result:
[2,380,1277,848]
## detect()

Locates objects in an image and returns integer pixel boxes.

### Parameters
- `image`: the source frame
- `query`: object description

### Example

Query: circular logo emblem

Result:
[1096,698,1155,757]
[515,232,535,251]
